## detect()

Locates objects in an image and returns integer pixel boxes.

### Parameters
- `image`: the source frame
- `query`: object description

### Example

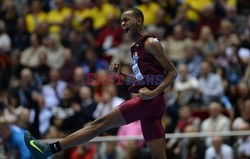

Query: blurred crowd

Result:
[0,0,250,158]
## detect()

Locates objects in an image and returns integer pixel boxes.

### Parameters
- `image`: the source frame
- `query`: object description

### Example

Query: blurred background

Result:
[0,0,250,158]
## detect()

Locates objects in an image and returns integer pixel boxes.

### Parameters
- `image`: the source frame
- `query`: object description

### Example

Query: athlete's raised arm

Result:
[139,37,177,100]
[109,62,136,82]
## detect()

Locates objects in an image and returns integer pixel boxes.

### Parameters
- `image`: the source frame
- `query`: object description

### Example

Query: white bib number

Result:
[132,53,144,80]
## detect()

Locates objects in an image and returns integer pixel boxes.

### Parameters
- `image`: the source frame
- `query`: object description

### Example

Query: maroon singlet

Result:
[128,34,165,93]
[118,34,166,142]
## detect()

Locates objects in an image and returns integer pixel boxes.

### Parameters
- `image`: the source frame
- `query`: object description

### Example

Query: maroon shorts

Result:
[118,93,166,142]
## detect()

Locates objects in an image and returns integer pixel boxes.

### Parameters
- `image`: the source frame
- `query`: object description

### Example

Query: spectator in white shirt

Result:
[0,20,11,52]
[174,64,199,105]
[205,136,233,159]
[199,61,224,105]
[94,85,124,118]
[201,102,230,146]
[232,100,250,130]
[42,69,67,108]
[236,122,250,159]
[20,33,47,68]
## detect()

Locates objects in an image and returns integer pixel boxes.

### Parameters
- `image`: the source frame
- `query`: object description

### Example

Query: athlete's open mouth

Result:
[124,28,129,33]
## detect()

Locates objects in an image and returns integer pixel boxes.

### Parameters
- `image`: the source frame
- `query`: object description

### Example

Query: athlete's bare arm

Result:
[139,37,177,100]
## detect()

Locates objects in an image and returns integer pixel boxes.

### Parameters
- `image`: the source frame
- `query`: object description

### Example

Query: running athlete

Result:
[24,8,177,159]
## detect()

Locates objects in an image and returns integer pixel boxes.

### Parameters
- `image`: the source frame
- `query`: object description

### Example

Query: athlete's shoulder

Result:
[145,37,160,45]
[144,37,163,55]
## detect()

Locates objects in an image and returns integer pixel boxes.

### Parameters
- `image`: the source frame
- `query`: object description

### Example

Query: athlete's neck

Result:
[131,27,147,43]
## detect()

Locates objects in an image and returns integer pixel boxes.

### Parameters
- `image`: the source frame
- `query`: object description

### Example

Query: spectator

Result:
[117,120,144,149]
[72,67,85,92]
[176,106,200,133]
[0,0,18,38]
[71,143,96,159]
[25,0,47,33]
[11,68,39,109]
[174,64,199,105]
[72,0,91,31]
[177,125,207,159]
[236,82,250,114]
[217,20,234,53]
[80,17,97,48]
[198,61,224,105]
[232,99,250,130]
[93,85,124,118]
[136,0,161,26]
[182,0,213,23]
[119,0,136,13]
[81,48,108,74]
[9,50,25,79]
[205,136,233,159]
[167,106,200,150]
[0,93,19,124]
[111,35,133,66]
[0,121,31,159]
[78,86,97,126]
[196,26,217,57]
[225,6,245,35]
[12,17,30,51]
[146,8,169,40]
[123,140,151,159]
[47,0,72,33]
[95,141,124,159]
[66,30,87,65]
[34,52,51,86]
[20,33,47,68]
[50,85,81,134]
[194,4,221,39]
[42,69,67,108]
[0,94,31,130]
[0,20,11,53]
[90,0,120,30]
[0,143,7,159]
[243,60,250,87]
[236,122,250,159]
[35,21,49,38]
[60,49,77,83]
[162,24,193,65]
[177,43,203,77]
[46,33,65,69]
[201,102,230,146]
[97,15,123,55]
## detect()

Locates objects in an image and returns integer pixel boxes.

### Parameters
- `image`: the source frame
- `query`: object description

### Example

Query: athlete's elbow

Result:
[170,70,177,81]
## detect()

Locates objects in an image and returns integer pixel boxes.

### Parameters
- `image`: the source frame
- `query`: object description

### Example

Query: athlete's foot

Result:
[24,131,52,159]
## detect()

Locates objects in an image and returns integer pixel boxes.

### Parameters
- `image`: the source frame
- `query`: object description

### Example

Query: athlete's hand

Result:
[109,63,121,75]
[139,87,157,100]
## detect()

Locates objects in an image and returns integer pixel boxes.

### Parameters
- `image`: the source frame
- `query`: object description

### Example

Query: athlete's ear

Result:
[137,18,143,26]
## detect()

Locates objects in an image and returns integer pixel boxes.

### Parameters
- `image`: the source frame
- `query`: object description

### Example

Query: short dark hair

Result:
[129,8,144,24]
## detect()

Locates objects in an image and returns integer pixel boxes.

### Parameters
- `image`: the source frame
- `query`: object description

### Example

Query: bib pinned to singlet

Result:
[132,52,144,80]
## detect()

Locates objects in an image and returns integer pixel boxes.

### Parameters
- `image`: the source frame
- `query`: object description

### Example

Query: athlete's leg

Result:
[147,138,167,159]
[59,107,126,150]
[24,108,126,159]
[141,117,167,159]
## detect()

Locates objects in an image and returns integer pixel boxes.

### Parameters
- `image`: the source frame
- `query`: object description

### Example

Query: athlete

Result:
[24,8,177,159]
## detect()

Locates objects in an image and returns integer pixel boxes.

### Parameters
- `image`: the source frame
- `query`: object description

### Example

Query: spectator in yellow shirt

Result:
[182,0,213,22]
[72,0,91,31]
[26,0,47,33]
[47,0,72,33]
[136,0,161,26]
[89,0,120,30]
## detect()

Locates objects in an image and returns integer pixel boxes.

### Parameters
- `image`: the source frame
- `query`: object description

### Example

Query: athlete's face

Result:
[121,11,138,37]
